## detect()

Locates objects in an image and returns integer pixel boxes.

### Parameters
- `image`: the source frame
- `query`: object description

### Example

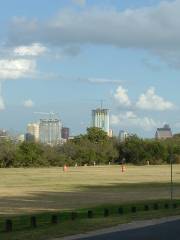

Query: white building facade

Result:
[92,108,110,134]
[39,119,61,146]
[119,130,129,142]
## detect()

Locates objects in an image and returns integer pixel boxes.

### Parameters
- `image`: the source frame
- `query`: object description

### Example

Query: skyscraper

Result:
[119,130,129,142]
[39,118,61,146]
[155,124,172,140]
[26,123,39,142]
[92,108,110,134]
[61,127,70,140]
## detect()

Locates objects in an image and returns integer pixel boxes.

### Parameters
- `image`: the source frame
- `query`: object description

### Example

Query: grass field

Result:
[0,165,180,216]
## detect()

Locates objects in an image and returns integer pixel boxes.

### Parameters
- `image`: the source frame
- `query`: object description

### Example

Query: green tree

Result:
[15,142,44,167]
[86,127,108,143]
[0,140,16,167]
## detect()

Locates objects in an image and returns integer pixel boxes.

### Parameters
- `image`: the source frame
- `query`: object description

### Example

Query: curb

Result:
[55,215,180,240]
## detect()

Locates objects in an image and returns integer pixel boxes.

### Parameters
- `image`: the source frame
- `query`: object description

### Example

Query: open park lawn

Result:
[0,165,180,216]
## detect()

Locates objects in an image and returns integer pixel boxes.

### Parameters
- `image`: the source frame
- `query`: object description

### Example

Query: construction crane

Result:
[34,111,59,119]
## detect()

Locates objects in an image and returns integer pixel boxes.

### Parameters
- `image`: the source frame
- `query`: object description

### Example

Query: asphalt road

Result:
[80,219,180,240]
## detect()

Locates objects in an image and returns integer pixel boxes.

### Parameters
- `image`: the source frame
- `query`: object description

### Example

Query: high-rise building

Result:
[155,124,172,140]
[26,123,39,142]
[0,129,8,139]
[39,118,61,146]
[61,127,70,140]
[108,129,113,138]
[17,134,25,142]
[119,130,129,142]
[92,108,109,134]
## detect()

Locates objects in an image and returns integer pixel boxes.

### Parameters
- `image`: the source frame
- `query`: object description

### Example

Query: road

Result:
[80,219,180,240]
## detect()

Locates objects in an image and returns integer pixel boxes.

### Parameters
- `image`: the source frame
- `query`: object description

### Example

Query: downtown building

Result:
[26,123,39,142]
[91,108,110,135]
[61,127,70,140]
[155,124,172,140]
[119,130,129,142]
[39,118,62,146]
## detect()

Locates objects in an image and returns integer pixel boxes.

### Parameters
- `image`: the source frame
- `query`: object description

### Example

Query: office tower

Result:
[155,124,172,140]
[119,130,129,142]
[0,129,8,139]
[92,108,109,134]
[108,129,113,138]
[61,127,70,140]
[26,123,39,142]
[39,118,61,146]
[17,134,25,142]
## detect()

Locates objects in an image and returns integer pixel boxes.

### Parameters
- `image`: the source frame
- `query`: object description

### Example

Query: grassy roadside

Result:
[0,165,180,215]
[0,200,180,240]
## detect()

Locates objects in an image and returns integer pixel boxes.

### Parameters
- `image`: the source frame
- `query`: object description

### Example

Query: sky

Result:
[0,0,180,137]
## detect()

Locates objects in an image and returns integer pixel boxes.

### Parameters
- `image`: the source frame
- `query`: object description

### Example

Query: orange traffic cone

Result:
[63,164,68,172]
[121,164,126,172]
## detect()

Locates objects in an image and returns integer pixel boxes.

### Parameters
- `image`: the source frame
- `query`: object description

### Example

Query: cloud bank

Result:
[7,0,180,66]
[14,43,47,56]
[111,85,175,131]
[114,86,131,107]
[0,59,36,80]
[113,85,175,111]
[136,87,175,111]
[111,111,159,131]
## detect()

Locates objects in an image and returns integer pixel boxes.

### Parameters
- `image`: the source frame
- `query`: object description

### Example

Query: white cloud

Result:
[23,99,34,108]
[111,111,158,131]
[0,59,36,80]
[14,43,47,56]
[114,86,131,106]
[7,1,180,65]
[84,77,123,84]
[136,87,175,111]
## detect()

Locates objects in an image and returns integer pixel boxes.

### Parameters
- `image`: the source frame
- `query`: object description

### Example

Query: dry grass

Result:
[0,165,180,215]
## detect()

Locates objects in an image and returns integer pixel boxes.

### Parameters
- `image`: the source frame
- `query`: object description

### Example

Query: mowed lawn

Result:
[0,165,180,215]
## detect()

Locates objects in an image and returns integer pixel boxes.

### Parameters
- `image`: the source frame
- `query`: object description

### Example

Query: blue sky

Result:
[0,0,180,137]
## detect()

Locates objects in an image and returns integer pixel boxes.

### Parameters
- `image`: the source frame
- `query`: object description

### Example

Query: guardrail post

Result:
[51,215,58,224]
[131,206,137,213]
[153,203,159,210]
[164,203,169,209]
[71,212,77,220]
[144,205,149,211]
[5,219,12,232]
[30,216,37,228]
[104,208,109,217]
[88,210,93,218]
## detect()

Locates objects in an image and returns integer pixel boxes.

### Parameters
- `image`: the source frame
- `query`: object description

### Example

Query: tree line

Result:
[0,127,180,167]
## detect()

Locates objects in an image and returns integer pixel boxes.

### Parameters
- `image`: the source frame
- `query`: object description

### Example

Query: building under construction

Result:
[92,108,110,134]
[39,118,62,146]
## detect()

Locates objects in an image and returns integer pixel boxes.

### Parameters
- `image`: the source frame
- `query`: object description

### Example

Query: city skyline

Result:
[0,108,175,140]
[0,0,180,137]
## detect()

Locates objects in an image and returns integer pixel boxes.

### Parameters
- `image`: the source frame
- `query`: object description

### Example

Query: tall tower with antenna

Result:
[91,104,110,134]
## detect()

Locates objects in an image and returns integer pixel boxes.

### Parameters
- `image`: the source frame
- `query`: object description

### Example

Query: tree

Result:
[15,142,44,167]
[86,127,108,143]
[0,140,16,167]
